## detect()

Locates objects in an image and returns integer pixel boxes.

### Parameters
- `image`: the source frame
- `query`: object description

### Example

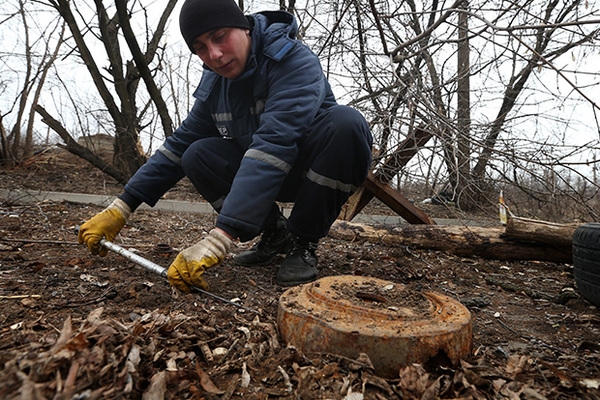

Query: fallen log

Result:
[504,216,580,248]
[329,220,572,263]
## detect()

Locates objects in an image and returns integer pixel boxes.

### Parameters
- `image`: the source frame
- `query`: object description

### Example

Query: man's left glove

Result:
[167,229,233,292]
[78,198,132,256]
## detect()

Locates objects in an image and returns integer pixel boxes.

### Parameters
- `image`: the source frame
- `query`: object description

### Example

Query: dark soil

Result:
[1,147,599,399]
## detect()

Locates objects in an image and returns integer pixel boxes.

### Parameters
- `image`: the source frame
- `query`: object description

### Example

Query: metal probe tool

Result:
[99,238,260,314]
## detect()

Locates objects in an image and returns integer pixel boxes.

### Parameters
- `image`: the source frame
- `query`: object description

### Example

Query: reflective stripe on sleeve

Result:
[306,169,358,193]
[245,149,292,173]
[158,145,182,166]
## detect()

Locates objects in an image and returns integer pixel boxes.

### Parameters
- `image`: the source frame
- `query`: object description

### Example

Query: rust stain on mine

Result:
[278,275,472,379]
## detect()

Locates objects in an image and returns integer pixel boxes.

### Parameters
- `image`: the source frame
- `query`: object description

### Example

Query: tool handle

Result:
[98,238,260,314]
[100,238,167,277]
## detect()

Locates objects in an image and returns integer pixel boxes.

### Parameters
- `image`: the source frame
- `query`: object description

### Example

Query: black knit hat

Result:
[179,0,250,53]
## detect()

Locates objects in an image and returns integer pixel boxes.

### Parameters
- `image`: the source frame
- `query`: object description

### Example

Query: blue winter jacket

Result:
[123,11,338,241]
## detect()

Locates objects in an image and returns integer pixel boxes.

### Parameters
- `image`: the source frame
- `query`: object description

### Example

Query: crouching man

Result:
[78,0,372,291]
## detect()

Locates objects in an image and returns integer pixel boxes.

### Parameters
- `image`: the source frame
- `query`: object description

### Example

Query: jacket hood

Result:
[250,11,298,61]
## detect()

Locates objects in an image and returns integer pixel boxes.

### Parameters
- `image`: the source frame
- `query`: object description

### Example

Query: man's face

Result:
[192,27,251,79]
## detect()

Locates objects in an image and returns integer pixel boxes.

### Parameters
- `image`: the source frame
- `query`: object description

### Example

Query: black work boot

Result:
[276,237,318,286]
[233,215,293,266]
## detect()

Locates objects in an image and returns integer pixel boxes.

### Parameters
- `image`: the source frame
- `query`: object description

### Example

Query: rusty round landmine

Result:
[152,243,173,257]
[278,275,473,379]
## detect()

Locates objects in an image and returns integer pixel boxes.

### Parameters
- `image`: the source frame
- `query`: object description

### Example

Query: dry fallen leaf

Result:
[142,371,167,400]
[505,354,529,378]
[195,363,225,394]
[580,378,600,389]
[399,364,430,396]
[241,362,251,388]
[538,359,573,388]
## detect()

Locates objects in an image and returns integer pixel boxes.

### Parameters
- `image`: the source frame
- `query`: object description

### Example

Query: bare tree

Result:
[456,0,472,206]
[0,0,65,165]
[8,0,33,160]
[23,20,66,160]
[305,0,600,219]
[41,0,177,178]
[2,0,598,222]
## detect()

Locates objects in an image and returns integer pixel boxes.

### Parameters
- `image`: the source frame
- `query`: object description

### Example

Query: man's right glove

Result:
[167,229,233,292]
[78,198,132,256]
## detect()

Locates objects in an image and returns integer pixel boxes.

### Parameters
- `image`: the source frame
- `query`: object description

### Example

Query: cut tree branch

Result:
[34,105,128,185]
[329,219,574,263]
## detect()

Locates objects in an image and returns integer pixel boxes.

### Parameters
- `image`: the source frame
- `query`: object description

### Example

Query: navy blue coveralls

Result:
[120,11,373,243]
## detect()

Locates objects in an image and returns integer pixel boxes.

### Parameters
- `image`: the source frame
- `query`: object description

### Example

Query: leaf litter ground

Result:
[0,148,599,399]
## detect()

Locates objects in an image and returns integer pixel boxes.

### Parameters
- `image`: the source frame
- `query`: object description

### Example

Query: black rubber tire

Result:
[572,223,600,307]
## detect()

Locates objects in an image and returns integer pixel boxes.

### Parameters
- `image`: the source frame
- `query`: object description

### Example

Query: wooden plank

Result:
[342,127,434,223]
[362,171,436,225]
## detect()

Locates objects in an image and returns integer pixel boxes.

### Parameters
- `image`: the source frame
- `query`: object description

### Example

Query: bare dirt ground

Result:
[1,147,599,399]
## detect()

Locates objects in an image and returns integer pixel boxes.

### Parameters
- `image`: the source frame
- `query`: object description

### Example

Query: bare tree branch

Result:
[34,104,128,185]
[114,0,175,138]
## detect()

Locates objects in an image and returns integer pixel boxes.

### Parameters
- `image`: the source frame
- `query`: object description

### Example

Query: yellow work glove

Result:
[167,229,233,292]
[78,198,131,256]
